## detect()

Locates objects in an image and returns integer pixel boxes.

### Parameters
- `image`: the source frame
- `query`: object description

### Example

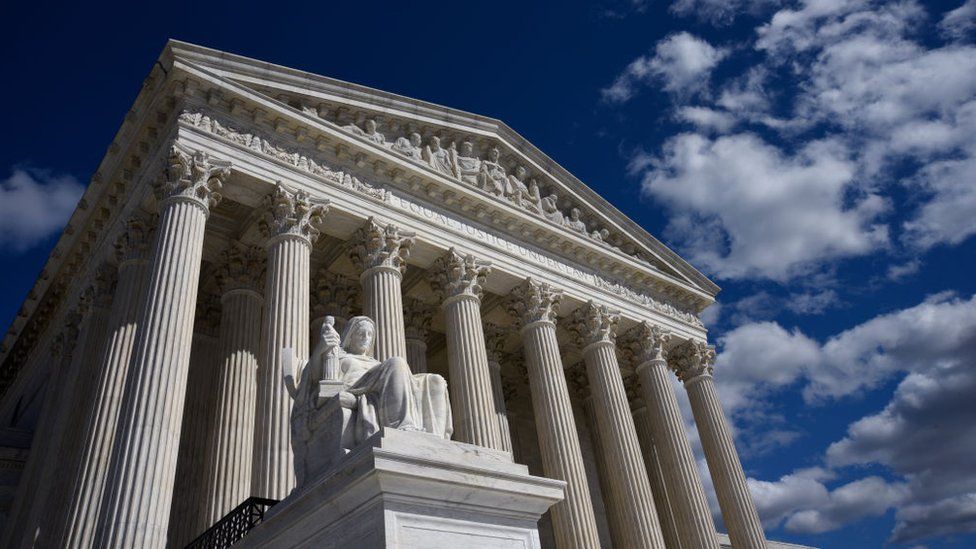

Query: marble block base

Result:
[238,428,565,548]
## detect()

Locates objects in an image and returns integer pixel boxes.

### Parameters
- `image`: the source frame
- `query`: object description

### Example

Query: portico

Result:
[0,41,770,548]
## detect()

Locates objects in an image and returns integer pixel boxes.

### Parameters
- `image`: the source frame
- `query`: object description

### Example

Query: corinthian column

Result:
[403,297,434,374]
[41,268,117,546]
[3,312,81,549]
[96,145,230,548]
[673,341,767,549]
[629,397,683,549]
[506,279,600,548]
[484,323,514,453]
[61,219,153,548]
[310,270,359,343]
[167,300,220,547]
[569,302,665,549]
[348,217,413,362]
[204,244,265,524]
[252,183,328,500]
[625,323,719,549]
[431,249,502,449]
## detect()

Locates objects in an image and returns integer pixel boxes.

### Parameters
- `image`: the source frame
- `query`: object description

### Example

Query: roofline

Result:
[163,39,720,297]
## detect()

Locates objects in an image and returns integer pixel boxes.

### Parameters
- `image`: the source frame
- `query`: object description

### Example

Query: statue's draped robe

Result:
[340,354,453,445]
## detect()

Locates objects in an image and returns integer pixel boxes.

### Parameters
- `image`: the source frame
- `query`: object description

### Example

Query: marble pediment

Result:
[164,40,719,311]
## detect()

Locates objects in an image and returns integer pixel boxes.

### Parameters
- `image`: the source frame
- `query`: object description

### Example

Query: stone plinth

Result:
[238,429,564,549]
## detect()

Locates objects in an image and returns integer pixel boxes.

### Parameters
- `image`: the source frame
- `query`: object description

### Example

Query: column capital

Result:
[483,323,506,365]
[260,182,329,245]
[156,143,230,212]
[622,321,672,368]
[431,248,491,303]
[506,278,562,328]
[115,218,154,265]
[403,296,435,341]
[671,340,716,384]
[348,217,415,274]
[569,301,620,352]
[218,244,265,295]
[194,292,222,337]
[565,362,591,401]
[311,271,360,323]
[84,264,118,312]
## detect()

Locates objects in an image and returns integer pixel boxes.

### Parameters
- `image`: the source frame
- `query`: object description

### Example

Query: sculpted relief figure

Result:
[344,118,387,145]
[541,193,564,225]
[453,140,482,185]
[479,147,510,196]
[287,315,453,486]
[423,136,456,176]
[566,207,588,234]
[393,132,423,160]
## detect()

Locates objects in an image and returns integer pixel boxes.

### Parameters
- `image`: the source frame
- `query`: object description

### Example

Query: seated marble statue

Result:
[288,316,453,486]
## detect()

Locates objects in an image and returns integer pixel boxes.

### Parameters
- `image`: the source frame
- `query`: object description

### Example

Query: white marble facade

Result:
[0,40,790,548]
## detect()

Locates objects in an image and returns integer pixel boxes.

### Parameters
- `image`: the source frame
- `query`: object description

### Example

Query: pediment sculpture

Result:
[285,315,453,487]
[338,118,628,253]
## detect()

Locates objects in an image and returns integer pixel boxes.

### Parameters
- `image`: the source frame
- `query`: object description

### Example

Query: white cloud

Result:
[786,289,839,315]
[939,0,976,40]
[0,168,84,252]
[602,33,727,103]
[711,293,976,540]
[671,0,782,25]
[635,132,888,281]
[887,259,921,281]
[676,106,737,132]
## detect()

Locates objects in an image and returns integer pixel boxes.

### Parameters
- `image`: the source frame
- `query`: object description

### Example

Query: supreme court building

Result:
[0,41,810,548]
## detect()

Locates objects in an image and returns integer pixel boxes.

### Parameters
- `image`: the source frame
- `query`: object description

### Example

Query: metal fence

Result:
[185,497,279,549]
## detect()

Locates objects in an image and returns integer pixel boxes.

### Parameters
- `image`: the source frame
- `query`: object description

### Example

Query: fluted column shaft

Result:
[252,183,326,500]
[686,373,766,548]
[487,359,513,453]
[61,233,152,548]
[361,266,406,361]
[3,318,81,549]
[442,293,502,448]
[581,341,665,548]
[204,287,263,523]
[521,320,601,548]
[638,356,719,548]
[41,290,113,546]
[633,403,684,549]
[253,234,310,498]
[405,338,428,374]
[96,196,216,546]
[167,331,219,547]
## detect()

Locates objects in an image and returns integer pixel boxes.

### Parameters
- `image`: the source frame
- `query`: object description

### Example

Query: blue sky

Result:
[2,1,975,546]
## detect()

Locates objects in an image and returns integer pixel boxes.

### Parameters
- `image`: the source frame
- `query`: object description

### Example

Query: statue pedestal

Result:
[238,428,565,548]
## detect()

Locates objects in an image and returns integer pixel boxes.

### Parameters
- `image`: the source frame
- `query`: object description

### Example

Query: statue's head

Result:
[342,316,375,356]
[410,132,422,146]
[365,119,377,133]
[461,141,474,155]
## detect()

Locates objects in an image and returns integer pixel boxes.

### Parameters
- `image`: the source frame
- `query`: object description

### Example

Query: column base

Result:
[238,428,565,548]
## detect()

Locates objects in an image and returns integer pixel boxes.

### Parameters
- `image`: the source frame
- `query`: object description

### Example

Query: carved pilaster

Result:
[155,143,230,212]
[430,248,491,301]
[483,323,507,365]
[259,183,329,245]
[506,278,562,328]
[348,217,414,274]
[403,297,435,342]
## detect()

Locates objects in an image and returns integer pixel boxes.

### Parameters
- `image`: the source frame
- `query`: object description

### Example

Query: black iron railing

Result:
[185,496,279,549]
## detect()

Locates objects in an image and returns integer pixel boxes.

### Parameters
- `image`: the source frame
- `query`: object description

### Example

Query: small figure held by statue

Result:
[285,315,453,488]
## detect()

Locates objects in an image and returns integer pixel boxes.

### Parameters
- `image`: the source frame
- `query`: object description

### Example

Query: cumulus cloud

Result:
[671,0,782,25]
[601,32,727,102]
[711,293,976,541]
[0,168,84,253]
[634,132,888,281]
[939,0,976,39]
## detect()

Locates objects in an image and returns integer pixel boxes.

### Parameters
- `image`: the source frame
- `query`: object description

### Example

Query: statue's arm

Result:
[282,347,305,399]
